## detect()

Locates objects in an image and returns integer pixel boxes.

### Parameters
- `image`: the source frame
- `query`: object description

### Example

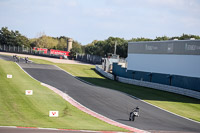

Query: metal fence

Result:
[0,44,59,58]
[0,45,31,53]
[76,53,102,64]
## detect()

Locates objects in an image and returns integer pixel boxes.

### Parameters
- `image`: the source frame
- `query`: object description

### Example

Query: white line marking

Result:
[0,126,17,128]
[15,63,41,83]
[37,127,59,130]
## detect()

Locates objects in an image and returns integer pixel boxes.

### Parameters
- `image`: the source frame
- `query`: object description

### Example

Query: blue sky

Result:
[0,0,200,45]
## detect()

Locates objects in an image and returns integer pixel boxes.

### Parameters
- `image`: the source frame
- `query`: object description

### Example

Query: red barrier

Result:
[33,47,48,54]
[33,47,70,56]
[50,49,70,56]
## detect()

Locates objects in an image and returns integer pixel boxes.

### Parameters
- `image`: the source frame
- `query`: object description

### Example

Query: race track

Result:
[1,54,200,133]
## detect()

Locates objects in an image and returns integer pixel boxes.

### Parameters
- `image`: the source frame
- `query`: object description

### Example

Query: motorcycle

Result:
[129,106,139,121]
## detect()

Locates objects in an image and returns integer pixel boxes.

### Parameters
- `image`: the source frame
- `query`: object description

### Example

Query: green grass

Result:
[29,58,55,65]
[0,59,127,131]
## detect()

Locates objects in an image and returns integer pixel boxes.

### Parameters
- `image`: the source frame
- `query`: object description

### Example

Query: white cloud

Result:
[83,8,115,18]
[65,0,78,7]
[147,0,200,11]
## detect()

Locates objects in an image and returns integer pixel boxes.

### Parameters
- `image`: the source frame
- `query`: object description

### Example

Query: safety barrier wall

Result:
[96,64,200,99]
[117,76,200,99]
[113,63,200,92]
[95,65,114,80]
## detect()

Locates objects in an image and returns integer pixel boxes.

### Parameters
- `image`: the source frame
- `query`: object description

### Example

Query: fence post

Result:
[22,45,24,53]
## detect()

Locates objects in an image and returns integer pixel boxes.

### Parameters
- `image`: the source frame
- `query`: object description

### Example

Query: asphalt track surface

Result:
[1,55,200,133]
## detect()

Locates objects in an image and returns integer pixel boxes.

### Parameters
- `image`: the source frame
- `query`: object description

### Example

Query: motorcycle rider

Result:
[129,106,139,121]
[25,57,29,63]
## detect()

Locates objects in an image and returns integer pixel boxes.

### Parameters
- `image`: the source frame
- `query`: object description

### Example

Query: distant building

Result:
[67,38,73,52]
[127,40,200,78]
[113,40,200,92]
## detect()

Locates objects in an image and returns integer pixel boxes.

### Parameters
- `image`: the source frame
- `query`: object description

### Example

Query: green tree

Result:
[116,41,128,58]
[85,43,96,55]
[154,36,169,41]
[129,37,153,42]
[57,38,66,50]
[178,34,200,40]
[0,27,30,47]
[69,41,82,58]
[15,31,30,47]
[35,35,58,49]
[0,27,13,45]
[85,37,128,58]
[30,38,37,48]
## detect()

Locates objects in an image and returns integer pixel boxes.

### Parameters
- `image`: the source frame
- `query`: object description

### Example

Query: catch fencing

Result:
[76,53,102,64]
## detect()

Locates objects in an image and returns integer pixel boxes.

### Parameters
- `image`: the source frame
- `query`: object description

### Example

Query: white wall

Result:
[95,65,114,80]
[127,54,200,78]
[117,76,200,99]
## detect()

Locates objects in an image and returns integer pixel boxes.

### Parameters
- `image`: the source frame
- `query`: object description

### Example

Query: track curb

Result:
[41,83,148,133]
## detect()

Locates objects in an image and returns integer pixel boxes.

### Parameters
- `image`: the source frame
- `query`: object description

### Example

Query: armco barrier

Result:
[117,76,200,99]
[113,63,200,92]
[95,65,114,80]
[95,65,200,99]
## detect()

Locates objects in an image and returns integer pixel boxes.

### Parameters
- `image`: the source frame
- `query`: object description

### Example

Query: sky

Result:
[0,0,200,45]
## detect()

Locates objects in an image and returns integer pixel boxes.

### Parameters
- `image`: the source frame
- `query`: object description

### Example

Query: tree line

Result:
[84,35,200,58]
[0,27,83,57]
[1,27,200,58]
[0,27,30,47]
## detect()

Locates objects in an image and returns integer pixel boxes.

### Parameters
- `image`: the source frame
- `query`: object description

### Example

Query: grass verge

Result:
[0,59,127,131]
